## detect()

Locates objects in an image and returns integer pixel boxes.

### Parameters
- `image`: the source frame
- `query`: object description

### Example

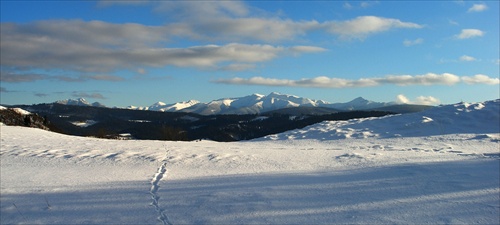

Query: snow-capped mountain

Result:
[178,92,334,115]
[130,93,399,115]
[56,93,402,115]
[127,100,201,112]
[56,98,105,107]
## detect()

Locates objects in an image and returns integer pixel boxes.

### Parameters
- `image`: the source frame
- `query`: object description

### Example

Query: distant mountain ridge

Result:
[56,98,106,108]
[129,92,398,115]
[56,93,425,115]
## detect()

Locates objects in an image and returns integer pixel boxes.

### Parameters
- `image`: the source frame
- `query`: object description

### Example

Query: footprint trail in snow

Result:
[150,155,173,225]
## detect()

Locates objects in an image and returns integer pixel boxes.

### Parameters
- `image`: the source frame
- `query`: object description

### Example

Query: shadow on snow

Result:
[1,159,499,224]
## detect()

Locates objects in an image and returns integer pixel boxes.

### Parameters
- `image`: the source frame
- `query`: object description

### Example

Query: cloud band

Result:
[213,73,499,88]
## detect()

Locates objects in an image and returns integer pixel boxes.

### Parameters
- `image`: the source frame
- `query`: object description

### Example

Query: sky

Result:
[0,0,499,107]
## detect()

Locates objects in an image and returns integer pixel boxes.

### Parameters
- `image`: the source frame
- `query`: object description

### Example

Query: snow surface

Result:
[1,100,499,224]
[263,99,500,140]
[70,120,98,127]
[10,108,31,115]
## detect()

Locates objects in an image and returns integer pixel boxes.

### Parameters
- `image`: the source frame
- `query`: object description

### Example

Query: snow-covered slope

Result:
[262,99,500,140]
[1,100,499,224]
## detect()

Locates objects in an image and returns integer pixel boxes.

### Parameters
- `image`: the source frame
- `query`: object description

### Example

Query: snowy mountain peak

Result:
[52,92,407,114]
[145,100,201,112]
[56,98,89,105]
[349,97,370,104]
[55,98,105,107]
[152,101,166,106]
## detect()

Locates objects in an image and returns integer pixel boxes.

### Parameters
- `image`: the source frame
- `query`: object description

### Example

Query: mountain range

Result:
[56,98,106,108]
[2,92,434,142]
[55,92,431,115]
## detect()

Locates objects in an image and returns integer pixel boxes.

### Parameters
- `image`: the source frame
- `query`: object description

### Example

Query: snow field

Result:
[1,99,499,224]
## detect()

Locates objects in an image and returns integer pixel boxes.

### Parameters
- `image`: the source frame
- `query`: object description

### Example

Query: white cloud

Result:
[459,55,477,62]
[468,3,488,12]
[379,73,461,86]
[403,38,423,46]
[456,29,484,39]
[324,16,423,40]
[415,96,440,105]
[0,22,326,73]
[461,74,500,85]
[395,94,440,105]
[395,94,411,104]
[289,46,327,53]
[215,73,499,88]
[214,73,468,88]
[220,63,256,72]
[0,2,426,82]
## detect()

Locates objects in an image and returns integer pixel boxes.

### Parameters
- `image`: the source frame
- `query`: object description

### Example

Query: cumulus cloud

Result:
[395,94,411,104]
[461,74,500,85]
[379,73,461,86]
[396,94,440,105]
[220,63,256,72]
[403,38,423,46]
[214,73,498,88]
[0,1,424,81]
[289,46,327,54]
[468,3,488,12]
[324,16,423,40]
[455,29,484,39]
[459,55,477,62]
[0,24,325,73]
[415,96,441,105]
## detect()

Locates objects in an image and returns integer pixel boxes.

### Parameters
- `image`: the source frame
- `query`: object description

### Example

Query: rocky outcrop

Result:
[0,107,51,130]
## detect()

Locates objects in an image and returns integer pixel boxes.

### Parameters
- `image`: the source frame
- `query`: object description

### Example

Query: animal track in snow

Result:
[150,156,173,225]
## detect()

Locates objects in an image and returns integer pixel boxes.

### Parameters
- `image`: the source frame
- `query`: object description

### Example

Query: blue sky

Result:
[1,1,498,107]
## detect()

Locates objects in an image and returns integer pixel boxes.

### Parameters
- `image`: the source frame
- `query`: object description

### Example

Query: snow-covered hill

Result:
[1,99,499,224]
[262,99,500,140]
